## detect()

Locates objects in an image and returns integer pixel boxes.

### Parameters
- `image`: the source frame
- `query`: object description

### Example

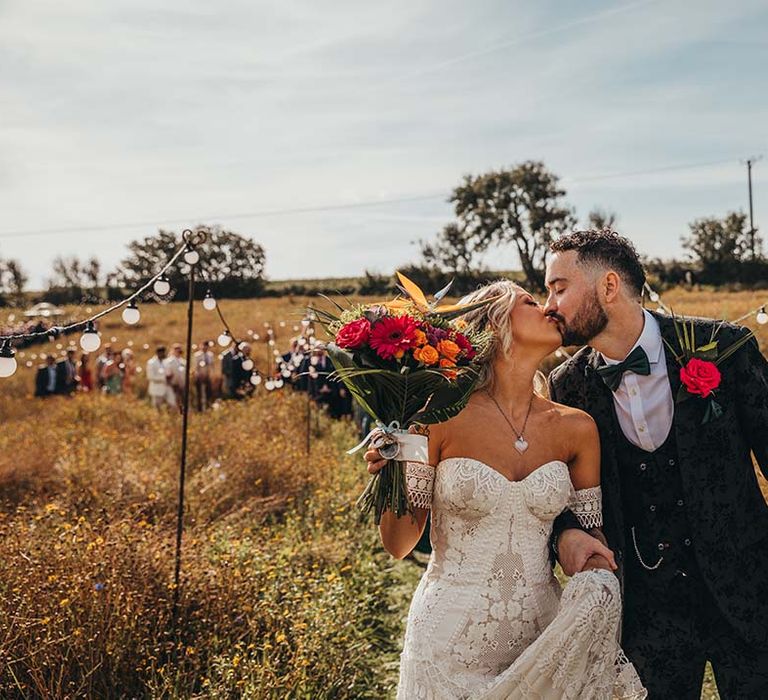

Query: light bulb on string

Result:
[250,373,262,386]
[649,291,660,303]
[122,300,141,325]
[265,379,275,391]
[184,248,200,265]
[757,306,768,325]
[242,358,254,371]
[80,321,101,352]
[274,379,284,389]
[281,368,291,378]
[217,330,232,347]
[203,290,217,311]
[0,340,18,378]
[153,275,171,296]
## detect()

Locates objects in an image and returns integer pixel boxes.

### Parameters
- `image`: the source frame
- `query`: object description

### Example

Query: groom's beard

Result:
[553,291,608,346]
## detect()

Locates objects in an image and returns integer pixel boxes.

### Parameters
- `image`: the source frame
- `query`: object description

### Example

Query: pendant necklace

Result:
[486,390,535,454]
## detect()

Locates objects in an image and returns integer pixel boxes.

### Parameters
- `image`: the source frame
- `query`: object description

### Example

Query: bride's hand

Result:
[557,528,617,576]
[581,554,614,572]
[364,448,387,474]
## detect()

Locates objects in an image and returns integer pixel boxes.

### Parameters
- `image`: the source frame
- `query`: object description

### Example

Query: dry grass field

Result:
[0,288,766,698]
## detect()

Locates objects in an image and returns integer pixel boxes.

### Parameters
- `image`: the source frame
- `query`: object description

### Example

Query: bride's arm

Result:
[567,412,613,571]
[365,424,441,560]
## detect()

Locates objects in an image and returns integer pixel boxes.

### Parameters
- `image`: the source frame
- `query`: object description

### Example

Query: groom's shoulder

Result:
[547,346,593,388]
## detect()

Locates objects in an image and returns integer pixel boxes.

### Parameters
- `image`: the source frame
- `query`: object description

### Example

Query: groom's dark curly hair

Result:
[549,228,646,297]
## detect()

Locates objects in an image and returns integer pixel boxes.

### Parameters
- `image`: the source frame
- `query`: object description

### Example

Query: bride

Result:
[364,280,647,699]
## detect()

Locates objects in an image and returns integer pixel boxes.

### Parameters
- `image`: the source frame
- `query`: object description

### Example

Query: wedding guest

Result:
[220,342,236,399]
[94,344,112,391]
[165,343,187,410]
[56,348,78,395]
[34,355,58,398]
[78,353,93,392]
[101,348,123,395]
[146,345,175,410]
[121,348,136,393]
[231,343,254,399]
[193,340,215,411]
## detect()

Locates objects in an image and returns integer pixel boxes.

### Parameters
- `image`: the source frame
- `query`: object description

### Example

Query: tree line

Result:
[0,161,762,305]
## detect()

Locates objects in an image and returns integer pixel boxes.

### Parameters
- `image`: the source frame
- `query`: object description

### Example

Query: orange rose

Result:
[437,339,460,362]
[439,359,458,379]
[415,345,439,365]
[413,329,428,347]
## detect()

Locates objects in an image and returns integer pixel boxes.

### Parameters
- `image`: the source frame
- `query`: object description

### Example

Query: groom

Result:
[546,229,768,699]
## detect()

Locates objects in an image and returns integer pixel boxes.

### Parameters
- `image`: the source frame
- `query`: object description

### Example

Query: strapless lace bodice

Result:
[397,458,646,700]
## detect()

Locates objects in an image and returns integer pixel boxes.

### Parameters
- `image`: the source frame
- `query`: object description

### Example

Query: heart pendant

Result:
[514,437,529,454]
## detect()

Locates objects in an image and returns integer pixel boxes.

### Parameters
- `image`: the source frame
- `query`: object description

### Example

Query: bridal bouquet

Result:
[316,273,494,524]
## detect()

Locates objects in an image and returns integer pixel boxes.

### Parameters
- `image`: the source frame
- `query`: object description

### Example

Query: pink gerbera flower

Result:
[369,315,418,360]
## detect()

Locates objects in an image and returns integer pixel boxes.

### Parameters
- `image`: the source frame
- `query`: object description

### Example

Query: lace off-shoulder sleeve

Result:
[404,462,435,510]
[572,485,603,529]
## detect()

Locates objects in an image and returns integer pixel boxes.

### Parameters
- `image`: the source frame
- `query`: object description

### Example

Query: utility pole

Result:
[744,156,763,260]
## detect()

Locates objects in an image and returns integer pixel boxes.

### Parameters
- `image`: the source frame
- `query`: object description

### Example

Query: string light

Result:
[242,358,254,371]
[79,321,101,352]
[250,373,262,386]
[0,340,17,378]
[153,275,171,296]
[122,300,141,325]
[217,330,232,347]
[183,248,200,265]
[203,290,217,311]
[758,307,768,325]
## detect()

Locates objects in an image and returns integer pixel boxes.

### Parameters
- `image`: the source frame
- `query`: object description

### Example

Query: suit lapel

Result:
[651,310,702,473]
[651,310,683,400]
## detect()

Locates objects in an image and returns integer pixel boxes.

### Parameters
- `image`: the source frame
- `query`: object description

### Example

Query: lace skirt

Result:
[398,569,647,700]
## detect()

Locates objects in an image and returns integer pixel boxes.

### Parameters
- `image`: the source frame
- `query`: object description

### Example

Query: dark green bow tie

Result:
[596,345,651,391]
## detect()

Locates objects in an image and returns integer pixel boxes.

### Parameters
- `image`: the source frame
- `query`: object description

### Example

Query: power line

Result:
[565,157,739,184]
[0,192,449,240]
[0,156,753,241]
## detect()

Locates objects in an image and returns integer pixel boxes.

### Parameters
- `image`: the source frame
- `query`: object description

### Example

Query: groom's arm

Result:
[547,370,586,566]
[734,332,768,479]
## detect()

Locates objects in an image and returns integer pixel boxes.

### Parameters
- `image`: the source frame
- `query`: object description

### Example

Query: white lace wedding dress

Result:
[397,458,647,700]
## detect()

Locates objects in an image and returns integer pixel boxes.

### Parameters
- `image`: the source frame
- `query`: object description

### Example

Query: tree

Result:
[3,259,28,304]
[115,225,267,299]
[586,208,618,230]
[450,161,576,291]
[682,212,760,281]
[419,223,483,274]
[49,255,88,290]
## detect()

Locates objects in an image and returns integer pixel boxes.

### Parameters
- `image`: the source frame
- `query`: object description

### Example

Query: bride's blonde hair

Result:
[457,279,547,396]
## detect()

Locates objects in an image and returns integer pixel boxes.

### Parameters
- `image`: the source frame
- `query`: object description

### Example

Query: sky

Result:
[1,0,766,288]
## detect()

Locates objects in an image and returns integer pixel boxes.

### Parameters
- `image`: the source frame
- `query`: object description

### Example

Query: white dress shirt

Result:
[146,356,169,397]
[599,309,674,452]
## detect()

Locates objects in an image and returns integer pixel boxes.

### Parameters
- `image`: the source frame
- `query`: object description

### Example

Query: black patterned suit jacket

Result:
[548,310,768,645]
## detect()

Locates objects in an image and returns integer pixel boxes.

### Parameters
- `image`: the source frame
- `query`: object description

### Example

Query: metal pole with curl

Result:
[172,228,207,624]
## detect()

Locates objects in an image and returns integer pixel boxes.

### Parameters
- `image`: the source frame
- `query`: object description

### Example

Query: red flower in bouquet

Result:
[680,357,721,398]
[336,318,371,350]
[453,332,475,360]
[369,315,418,360]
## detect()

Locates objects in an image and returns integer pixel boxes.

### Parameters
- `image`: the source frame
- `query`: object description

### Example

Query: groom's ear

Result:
[601,270,622,304]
